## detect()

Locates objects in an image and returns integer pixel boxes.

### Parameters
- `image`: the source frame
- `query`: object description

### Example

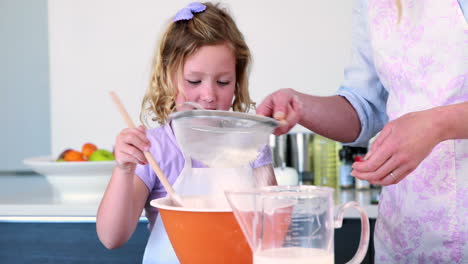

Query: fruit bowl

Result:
[23,156,115,203]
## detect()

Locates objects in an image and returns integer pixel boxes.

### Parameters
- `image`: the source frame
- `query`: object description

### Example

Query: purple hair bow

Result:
[173,2,206,22]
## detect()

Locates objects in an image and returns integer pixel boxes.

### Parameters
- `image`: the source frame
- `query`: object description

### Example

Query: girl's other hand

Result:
[114,125,151,173]
[256,88,303,136]
[351,109,441,186]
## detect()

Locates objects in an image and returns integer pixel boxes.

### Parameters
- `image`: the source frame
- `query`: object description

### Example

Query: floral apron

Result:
[368,0,468,262]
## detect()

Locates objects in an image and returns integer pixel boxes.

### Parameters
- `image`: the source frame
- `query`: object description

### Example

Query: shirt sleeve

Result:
[135,129,159,192]
[251,144,273,168]
[135,163,155,192]
[336,0,389,147]
[459,0,468,23]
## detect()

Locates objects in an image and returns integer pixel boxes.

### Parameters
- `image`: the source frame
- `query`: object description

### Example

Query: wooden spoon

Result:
[109,91,184,207]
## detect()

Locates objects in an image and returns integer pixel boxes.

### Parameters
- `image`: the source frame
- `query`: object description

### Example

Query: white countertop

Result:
[0,173,379,222]
[0,173,107,222]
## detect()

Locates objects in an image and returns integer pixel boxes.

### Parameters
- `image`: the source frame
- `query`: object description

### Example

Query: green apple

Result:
[89,149,115,161]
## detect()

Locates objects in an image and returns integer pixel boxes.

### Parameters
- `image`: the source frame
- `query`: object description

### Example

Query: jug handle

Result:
[334,201,370,264]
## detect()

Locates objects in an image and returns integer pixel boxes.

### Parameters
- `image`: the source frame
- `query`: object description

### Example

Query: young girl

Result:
[96,2,275,263]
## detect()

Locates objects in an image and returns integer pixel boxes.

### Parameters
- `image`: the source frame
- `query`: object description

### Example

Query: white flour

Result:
[205,147,259,168]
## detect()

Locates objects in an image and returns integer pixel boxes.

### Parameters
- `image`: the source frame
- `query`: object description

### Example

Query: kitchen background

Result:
[1,0,50,171]
[1,1,381,263]
[1,0,353,172]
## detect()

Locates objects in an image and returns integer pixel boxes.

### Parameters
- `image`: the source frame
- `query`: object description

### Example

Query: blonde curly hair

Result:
[140,2,255,125]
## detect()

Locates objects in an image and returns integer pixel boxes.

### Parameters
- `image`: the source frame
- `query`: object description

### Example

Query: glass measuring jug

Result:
[225,185,369,264]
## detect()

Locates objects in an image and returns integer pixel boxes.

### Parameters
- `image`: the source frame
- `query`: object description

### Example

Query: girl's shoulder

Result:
[146,124,171,141]
[145,124,179,153]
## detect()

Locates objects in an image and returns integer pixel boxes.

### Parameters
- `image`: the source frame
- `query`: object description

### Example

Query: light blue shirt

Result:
[336,0,468,147]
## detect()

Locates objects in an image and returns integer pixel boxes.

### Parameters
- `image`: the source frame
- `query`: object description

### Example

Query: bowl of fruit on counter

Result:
[23,143,115,203]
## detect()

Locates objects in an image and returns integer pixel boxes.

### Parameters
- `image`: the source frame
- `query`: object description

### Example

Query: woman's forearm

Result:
[294,92,361,143]
[434,102,468,141]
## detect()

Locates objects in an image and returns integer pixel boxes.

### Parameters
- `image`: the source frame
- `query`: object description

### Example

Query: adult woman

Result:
[257,0,468,262]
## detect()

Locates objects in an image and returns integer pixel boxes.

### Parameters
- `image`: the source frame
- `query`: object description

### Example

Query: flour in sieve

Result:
[205,147,259,168]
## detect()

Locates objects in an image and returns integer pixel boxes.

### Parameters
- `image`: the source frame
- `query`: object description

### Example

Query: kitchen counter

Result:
[0,172,379,222]
[0,173,112,223]
[0,173,378,263]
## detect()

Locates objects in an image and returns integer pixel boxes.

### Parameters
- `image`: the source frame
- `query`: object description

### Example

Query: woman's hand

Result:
[114,125,151,173]
[351,109,443,186]
[256,88,303,136]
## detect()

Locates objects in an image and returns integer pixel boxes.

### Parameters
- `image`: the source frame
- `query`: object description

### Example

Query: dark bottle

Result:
[339,146,354,189]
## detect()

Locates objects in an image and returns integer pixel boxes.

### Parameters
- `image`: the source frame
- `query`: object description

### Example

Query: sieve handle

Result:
[109,91,184,207]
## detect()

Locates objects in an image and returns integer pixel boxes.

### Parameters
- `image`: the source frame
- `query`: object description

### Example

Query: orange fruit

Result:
[82,143,98,160]
[56,148,72,161]
[64,150,86,162]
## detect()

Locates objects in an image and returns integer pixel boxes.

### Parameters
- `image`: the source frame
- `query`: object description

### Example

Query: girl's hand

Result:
[114,125,151,173]
[351,109,443,186]
[256,88,303,136]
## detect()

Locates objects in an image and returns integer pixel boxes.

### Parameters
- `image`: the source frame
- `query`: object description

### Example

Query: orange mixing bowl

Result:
[150,197,252,264]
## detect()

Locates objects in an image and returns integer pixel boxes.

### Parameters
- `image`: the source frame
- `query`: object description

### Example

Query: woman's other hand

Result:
[256,88,303,135]
[114,125,150,173]
[351,109,442,186]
